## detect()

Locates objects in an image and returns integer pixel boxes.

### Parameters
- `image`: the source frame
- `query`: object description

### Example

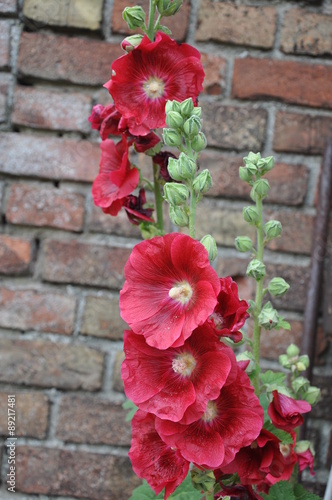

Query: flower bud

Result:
[122,6,146,29]
[163,182,188,206]
[250,178,270,200]
[166,110,184,129]
[268,277,290,297]
[296,355,310,371]
[183,115,201,138]
[200,234,217,262]
[292,376,310,395]
[191,132,207,152]
[294,440,311,454]
[191,106,202,118]
[163,128,182,148]
[243,206,260,225]
[243,152,261,166]
[286,344,300,358]
[193,169,212,196]
[169,205,189,227]
[156,0,183,16]
[167,153,196,181]
[264,220,282,241]
[246,162,258,176]
[180,97,194,117]
[258,156,274,175]
[121,34,144,52]
[165,100,181,114]
[239,166,252,183]
[235,236,253,253]
[246,259,266,280]
[258,301,279,330]
[303,386,321,405]
[279,354,290,369]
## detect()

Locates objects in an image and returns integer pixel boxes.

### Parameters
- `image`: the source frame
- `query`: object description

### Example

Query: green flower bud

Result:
[183,115,201,138]
[279,354,290,369]
[165,100,181,114]
[257,156,274,175]
[294,440,312,454]
[303,386,321,405]
[250,178,270,200]
[121,34,144,52]
[292,376,310,395]
[180,97,194,117]
[246,259,266,280]
[191,106,202,118]
[264,220,282,241]
[122,6,146,29]
[268,277,290,297]
[239,166,252,183]
[156,0,183,16]
[246,162,258,176]
[286,344,300,359]
[297,355,310,370]
[165,110,184,129]
[193,169,212,196]
[235,236,253,253]
[163,128,182,147]
[243,206,260,225]
[243,152,261,166]
[167,153,196,181]
[163,182,189,206]
[169,205,189,227]
[258,301,279,330]
[200,234,217,262]
[191,132,207,152]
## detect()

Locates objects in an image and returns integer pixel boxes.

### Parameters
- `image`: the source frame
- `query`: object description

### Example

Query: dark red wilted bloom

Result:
[153,151,177,182]
[213,482,264,500]
[268,390,311,432]
[105,32,205,130]
[123,188,154,225]
[133,131,160,153]
[122,325,233,422]
[207,276,249,343]
[92,136,139,216]
[129,410,189,500]
[297,447,315,476]
[119,233,221,350]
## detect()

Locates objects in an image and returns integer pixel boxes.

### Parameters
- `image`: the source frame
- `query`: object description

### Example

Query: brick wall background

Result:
[0,0,332,498]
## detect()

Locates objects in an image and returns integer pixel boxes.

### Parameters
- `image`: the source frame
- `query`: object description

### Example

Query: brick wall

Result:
[0,0,332,498]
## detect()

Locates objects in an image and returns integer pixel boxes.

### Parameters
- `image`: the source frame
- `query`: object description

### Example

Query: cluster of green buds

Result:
[122,0,183,35]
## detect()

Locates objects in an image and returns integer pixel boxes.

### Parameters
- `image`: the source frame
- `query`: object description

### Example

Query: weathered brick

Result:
[274,111,332,154]
[0,392,49,439]
[202,102,267,151]
[22,0,103,31]
[281,9,332,57]
[12,86,92,133]
[57,396,131,445]
[232,58,332,110]
[89,203,143,238]
[0,0,16,13]
[0,339,104,390]
[196,1,277,49]
[265,209,315,255]
[201,52,226,96]
[0,20,10,68]
[6,183,85,232]
[16,446,140,499]
[81,295,126,339]
[42,239,131,289]
[0,235,33,275]
[113,351,125,393]
[0,72,10,123]
[112,0,190,42]
[202,152,308,206]
[0,287,76,334]
[311,375,332,419]
[0,133,99,181]
[18,32,123,86]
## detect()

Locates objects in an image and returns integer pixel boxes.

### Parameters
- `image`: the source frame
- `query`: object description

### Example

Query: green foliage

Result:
[122,399,138,422]
[130,473,203,499]
[260,481,321,500]
[263,421,294,445]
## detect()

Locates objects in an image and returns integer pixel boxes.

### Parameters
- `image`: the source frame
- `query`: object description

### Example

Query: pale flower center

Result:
[143,77,165,99]
[209,311,225,330]
[169,281,193,305]
[280,443,291,457]
[201,401,218,423]
[172,352,197,377]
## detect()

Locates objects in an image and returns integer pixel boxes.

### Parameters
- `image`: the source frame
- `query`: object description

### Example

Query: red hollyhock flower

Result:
[89,103,151,139]
[129,410,189,499]
[207,276,249,343]
[155,364,264,469]
[92,136,139,216]
[133,131,160,153]
[123,188,154,225]
[297,447,315,476]
[105,32,205,130]
[268,390,311,432]
[122,325,233,422]
[119,233,221,349]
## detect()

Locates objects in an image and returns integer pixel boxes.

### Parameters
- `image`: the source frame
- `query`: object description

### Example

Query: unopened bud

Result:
[169,205,189,227]
[235,236,253,253]
[122,6,146,29]
[183,115,201,138]
[246,259,266,281]
[121,34,143,52]
[243,152,261,166]
[239,166,252,183]
[258,301,279,330]
[163,183,188,206]
[303,386,321,405]
[166,110,184,129]
[200,235,217,262]
[193,169,212,196]
[257,156,274,175]
[165,100,181,114]
[286,344,300,358]
[156,0,183,16]
[243,206,260,225]
[167,153,196,181]
[292,376,310,395]
[250,178,270,200]
[191,132,207,152]
[246,162,258,176]
[294,441,311,454]
[180,98,194,117]
[264,220,282,241]
[191,107,202,118]
[163,128,182,148]
[268,277,290,297]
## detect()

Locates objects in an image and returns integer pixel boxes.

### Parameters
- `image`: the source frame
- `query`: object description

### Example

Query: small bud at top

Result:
[246,259,266,281]
[235,236,253,253]
[257,156,274,175]
[200,234,218,262]
[264,220,282,241]
[258,301,279,330]
[121,34,144,52]
[268,277,290,297]
[286,344,300,358]
[243,152,261,166]
[163,182,189,206]
[166,110,184,129]
[156,0,183,17]
[180,98,195,117]
[122,6,146,29]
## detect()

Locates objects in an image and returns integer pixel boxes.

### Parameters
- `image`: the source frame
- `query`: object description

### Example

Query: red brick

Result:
[201,52,226,96]
[81,295,126,339]
[232,58,332,110]
[0,20,10,68]
[202,152,308,206]
[0,0,16,13]
[0,72,10,123]
[0,235,33,275]
[0,339,104,390]
[42,239,131,289]
[202,102,267,151]
[16,446,140,499]
[18,32,123,86]
[112,0,190,42]
[56,396,132,445]
[0,132,99,181]
[265,209,315,255]
[0,287,76,334]
[113,351,125,392]
[196,1,277,49]
[0,392,49,439]
[89,202,143,238]
[281,9,332,57]
[273,111,332,154]
[311,374,332,420]
[12,86,92,132]
[6,183,85,232]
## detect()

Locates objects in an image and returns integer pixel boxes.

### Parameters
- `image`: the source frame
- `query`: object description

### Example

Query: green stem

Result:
[153,162,164,231]
[154,13,162,31]
[188,183,196,239]
[147,0,157,40]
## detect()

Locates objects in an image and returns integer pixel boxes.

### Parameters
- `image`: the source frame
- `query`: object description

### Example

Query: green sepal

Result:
[122,399,138,422]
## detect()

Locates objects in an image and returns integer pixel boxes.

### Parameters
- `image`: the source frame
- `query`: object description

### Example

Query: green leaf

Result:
[263,421,294,444]
[122,399,138,422]
[260,481,296,500]
[276,318,291,330]
[158,24,172,35]
[260,370,286,386]
[130,474,203,499]
[293,483,321,499]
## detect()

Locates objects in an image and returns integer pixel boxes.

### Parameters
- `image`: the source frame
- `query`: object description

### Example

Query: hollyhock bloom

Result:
[297,447,315,476]
[153,151,177,182]
[122,325,233,422]
[105,32,205,130]
[133,131,160,153]
[268,390,311,432]
[207,276,249,343]
[119,233,221,349]
[92,136,139,216]
[129,410,189,499]
[123,188,154,225]
[88,103,122,139]
[155,364,264,469]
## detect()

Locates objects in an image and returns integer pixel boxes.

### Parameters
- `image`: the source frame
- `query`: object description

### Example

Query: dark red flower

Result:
[119,233,221,349]
[153,151,177,182]
[123,188,154,225]
[133,131,161,153]
[213,483,264,500]
[122,325,233,422]
[129,410,189,499]
[268,390,311,432]
[105,32,205,130]
[92,136,139,216]
[207,276,249,343]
